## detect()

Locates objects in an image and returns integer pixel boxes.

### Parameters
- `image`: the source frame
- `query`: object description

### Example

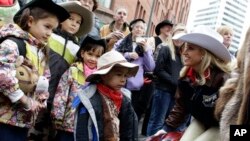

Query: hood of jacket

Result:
[0,23,41,47]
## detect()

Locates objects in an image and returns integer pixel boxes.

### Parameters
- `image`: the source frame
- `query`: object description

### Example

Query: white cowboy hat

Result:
[173,25,231,63]
[86,50,139,82]
[59,1,93,37]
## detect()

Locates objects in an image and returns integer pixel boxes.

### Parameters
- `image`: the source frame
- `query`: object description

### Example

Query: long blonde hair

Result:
[167,23,187,60]
[180,48,231,85]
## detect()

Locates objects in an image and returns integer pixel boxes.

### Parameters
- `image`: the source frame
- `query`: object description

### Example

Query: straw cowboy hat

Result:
[172,25,231,63]
[86,50,139,82]
[13,0,69,23]
[59,1,93,37]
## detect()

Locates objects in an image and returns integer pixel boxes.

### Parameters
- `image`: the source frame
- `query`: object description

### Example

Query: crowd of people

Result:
[0,0,248,141]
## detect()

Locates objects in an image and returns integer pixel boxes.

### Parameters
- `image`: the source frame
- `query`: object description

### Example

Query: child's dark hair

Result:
[16,7,57,63]
[17,7,59,31]
[76,42,105,62]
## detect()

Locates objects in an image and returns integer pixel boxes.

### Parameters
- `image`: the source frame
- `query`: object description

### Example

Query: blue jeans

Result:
[0,123,28,141]
[147,89,175,136]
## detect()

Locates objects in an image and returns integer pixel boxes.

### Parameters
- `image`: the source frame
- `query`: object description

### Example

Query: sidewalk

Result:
[138,117,147,141]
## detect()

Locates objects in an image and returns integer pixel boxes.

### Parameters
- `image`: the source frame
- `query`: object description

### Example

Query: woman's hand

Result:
[137,39,149,52]
[129,52,139,60]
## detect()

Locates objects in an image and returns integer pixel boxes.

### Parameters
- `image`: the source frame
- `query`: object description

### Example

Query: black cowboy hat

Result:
[13,0,70,23]
[129,18,145,31]
[76,35,106,59]
[155,19,174,35]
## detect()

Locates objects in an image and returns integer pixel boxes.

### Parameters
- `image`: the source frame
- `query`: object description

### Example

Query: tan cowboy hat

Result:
[59,1,93,37]
[172,25,231,63]
[86,50,139,82]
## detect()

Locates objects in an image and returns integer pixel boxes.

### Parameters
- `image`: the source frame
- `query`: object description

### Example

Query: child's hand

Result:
[35,92,49,108]
[20,95,43,112]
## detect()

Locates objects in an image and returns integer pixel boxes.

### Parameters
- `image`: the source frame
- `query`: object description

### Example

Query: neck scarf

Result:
[84,63,96,77]
[186,67,211,84]
[97,83,123,111]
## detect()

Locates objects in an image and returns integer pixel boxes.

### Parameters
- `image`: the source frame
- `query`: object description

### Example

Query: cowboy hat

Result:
[59,1,93,37]
[86,50,139,82]
[76,35,106,59]
[13,0,69,23]
[173,25,231,63]
[155,19,174,35]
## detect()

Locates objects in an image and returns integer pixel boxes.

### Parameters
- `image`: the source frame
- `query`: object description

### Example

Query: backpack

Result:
[0,36,26,56]
[0,36,39,93]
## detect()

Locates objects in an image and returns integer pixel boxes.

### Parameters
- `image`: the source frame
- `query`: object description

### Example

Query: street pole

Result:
[146,0,156,36]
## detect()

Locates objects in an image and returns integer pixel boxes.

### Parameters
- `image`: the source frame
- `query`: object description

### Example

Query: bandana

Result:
[186,67,210,84]
[97,83,123,111]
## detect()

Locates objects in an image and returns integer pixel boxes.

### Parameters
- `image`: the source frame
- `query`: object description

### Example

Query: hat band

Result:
[98,60,127,70]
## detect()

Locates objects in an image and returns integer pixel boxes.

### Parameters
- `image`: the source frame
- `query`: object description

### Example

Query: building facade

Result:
[95,0,191,36]
[191,0,249,53]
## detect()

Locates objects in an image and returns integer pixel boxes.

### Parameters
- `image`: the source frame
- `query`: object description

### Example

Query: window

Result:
[134,1,140,18]
[98,0,111,8]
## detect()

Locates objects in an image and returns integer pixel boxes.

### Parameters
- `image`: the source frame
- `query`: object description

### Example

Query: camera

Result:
[135,36,147,43]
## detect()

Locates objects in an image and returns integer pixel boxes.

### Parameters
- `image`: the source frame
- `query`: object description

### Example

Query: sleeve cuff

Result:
[8,89,24,103]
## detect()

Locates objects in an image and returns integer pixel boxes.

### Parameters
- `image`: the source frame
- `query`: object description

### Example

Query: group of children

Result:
[0,0,138,141]
[1,0,246,141]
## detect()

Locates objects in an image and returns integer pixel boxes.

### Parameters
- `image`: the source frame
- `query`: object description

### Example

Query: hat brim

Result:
[177,33,231,63]
[59,1,93,37]
[86,62,139,82]
[13,0,69,23]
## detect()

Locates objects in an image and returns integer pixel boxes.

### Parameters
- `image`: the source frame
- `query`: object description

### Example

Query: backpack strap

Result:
[0,36,26,56]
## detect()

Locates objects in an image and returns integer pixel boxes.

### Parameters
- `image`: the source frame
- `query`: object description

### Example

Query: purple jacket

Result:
[113,39,155,90]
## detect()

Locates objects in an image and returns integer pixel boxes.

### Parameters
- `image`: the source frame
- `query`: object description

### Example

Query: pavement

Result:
[138,117,148,141]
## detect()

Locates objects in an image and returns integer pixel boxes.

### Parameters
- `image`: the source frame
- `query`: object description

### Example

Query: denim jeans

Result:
[0,123,28,141]
[147,89,175,136]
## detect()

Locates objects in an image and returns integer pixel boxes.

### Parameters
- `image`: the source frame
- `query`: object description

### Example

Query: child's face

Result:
[61,12,82,35]
[101,66,130,91]
[28,15,59,43]
[81,45,104,69]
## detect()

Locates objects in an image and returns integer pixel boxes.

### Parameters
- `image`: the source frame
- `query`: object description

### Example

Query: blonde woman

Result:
[214,26,250,141]
[164,25,231,141]
[217,25,237,69]
[147,23,189,136]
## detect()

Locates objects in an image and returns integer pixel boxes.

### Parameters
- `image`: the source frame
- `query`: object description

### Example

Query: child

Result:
[48,0,93,108]
[51,35,106,141]
[73,50,139,141]
[28,2,93,140]
[0,0,69,140]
